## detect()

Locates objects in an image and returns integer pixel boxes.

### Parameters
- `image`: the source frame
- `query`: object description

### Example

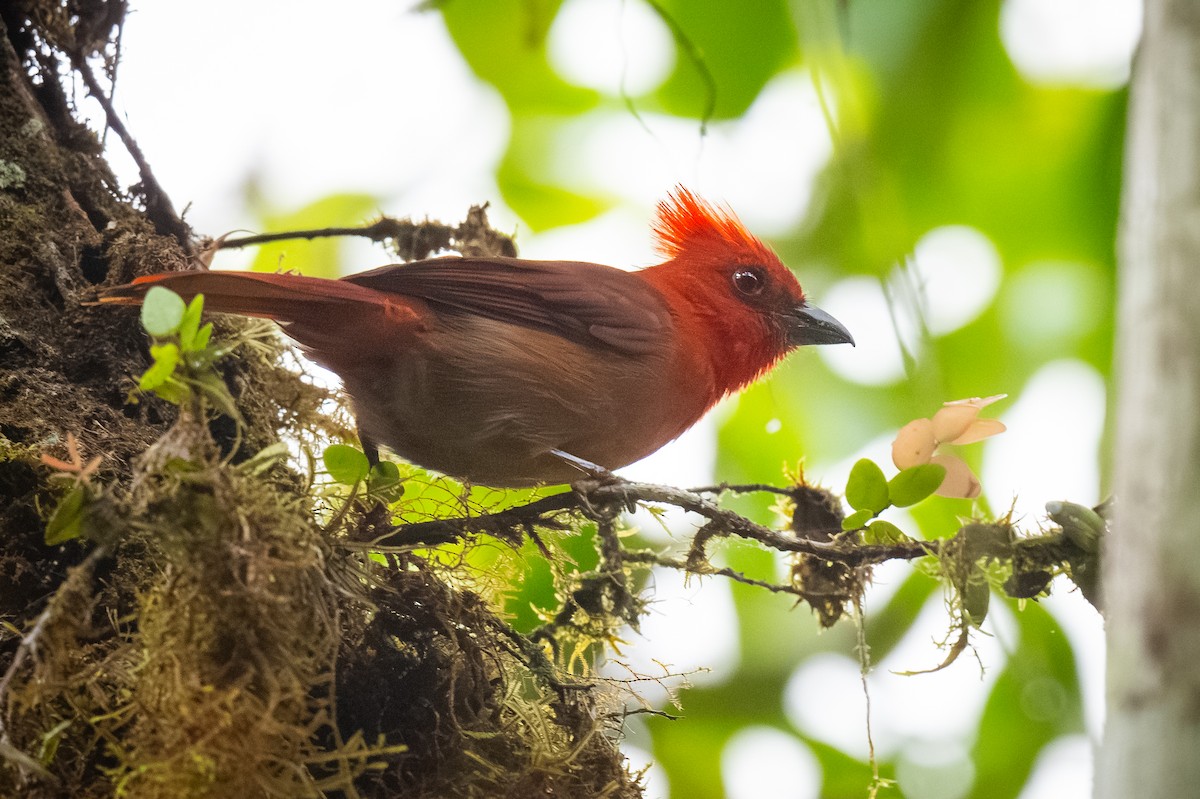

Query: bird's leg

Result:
[549,449,618,482]
[550,449,636,515]
[359,427,381,468]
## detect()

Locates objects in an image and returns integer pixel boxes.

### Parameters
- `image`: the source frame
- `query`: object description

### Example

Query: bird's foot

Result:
[550,449,634,515]
[549,449,620,483]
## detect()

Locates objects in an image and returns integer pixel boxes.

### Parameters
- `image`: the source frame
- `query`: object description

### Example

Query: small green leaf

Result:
[45,485,88,545]
[846,458,890,513]
[239,442,290,476]
[193,322,214,351]
[151,379,187,404]
[140,286,186,337]
[189,372,243,424]
[39,718,73,765]
[964,577,991,627]
[841,508,874,531]
[888,464,947,507]
[367,461,405,504]
[1046,500,1105,553]
[324,444,370,485]
[178,294,205,350]
[864,520,908,545]
[139,343,180,391]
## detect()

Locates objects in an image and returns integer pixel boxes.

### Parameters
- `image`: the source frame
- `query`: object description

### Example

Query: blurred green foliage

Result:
[248,192,381,279]
[255,0,1116,795]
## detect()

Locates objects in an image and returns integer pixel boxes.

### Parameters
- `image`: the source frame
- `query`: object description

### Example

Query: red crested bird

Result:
[99,189,853,486]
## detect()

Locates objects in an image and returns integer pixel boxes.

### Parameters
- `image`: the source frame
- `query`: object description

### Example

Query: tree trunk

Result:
[1100,1,1200,796]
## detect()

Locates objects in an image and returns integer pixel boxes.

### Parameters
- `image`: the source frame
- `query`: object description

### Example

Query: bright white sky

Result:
[91,2,1139,796]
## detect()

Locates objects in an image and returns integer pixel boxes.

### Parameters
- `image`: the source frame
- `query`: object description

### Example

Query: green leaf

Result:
[151,379,187,404]
[45,484,88,545]
[865,519,909,545]
[139,343,180,391]
[841,508,874,531]
[39,718,73,765]
[846,458,890,513]
[367,461,405,504]
[439,0,596,115]
[966,602,1083,799]
[888,464,947,507]
[193,322,214,351]
[963,576,991,627]
[178,294,205,350]
[496,141,613,231]
[653,0,797,120]
[1046,500,1105,553]
[238,442,290,476]
[324,444,370,485]
[140,286,186,337]
[188,372,243,424]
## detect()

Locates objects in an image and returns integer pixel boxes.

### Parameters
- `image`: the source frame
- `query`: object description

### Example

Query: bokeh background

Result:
[89,1,1137,796]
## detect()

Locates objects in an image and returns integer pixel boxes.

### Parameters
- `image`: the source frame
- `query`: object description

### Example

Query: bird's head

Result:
[648,187,853,392]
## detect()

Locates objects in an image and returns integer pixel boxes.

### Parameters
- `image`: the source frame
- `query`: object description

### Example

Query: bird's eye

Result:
[732,267,766,296]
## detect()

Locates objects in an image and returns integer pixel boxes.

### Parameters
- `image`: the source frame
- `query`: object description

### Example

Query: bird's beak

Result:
[785,302,855,347]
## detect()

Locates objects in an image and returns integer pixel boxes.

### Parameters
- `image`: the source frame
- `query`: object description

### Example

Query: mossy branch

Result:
[367,475,1103,619]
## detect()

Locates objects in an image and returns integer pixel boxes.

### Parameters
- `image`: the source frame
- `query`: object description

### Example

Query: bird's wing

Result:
[343,257,672,356]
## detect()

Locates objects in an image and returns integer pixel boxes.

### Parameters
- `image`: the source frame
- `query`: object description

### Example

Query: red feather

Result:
[653,186,781,270]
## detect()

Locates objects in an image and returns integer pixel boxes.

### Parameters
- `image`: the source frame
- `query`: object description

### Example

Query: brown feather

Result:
[344,257,672,356]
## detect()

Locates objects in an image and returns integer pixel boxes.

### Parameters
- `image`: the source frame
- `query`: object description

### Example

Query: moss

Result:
[0,5,641,795]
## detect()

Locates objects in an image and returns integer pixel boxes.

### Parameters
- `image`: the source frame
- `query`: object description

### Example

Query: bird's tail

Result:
[97,271,389,323]
[97,271,423,360]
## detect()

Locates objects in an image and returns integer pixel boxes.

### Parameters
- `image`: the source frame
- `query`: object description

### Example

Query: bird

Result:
[99,188,853,487]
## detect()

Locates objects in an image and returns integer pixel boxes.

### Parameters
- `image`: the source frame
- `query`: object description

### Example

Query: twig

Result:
[71,57,191,253]
[0,544,110,762]
[215,205,518,263]
[367,491,580,549]
[216,221,408,250]
[623,550,807,597]
[642,0,717,134]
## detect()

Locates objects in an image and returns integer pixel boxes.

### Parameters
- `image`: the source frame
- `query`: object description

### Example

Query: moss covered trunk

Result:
[0,4,639,798]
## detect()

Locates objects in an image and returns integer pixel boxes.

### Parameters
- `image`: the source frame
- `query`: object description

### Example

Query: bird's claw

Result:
[549,449,635,515]
[549,449,619,483]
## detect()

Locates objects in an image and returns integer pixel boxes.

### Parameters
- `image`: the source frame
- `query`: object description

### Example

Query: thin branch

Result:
[367,491,580,550]
[216,220,414,251]
[71,57,191,253]
[0,544,111,751]
[214,204,518,263]
[623,550,807,597]
[642,0,717,134]
[368,479,933,566]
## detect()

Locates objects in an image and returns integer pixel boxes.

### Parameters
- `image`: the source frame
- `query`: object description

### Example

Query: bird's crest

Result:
[653,187,780,266]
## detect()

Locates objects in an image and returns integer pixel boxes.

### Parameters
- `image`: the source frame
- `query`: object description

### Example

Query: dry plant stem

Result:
[70,57,191,253]
[215,204,518,262]
[217,219,437,250]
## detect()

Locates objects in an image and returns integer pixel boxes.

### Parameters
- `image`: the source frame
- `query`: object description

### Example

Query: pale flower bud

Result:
[931,453,981,499]
[892,418,937,469]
